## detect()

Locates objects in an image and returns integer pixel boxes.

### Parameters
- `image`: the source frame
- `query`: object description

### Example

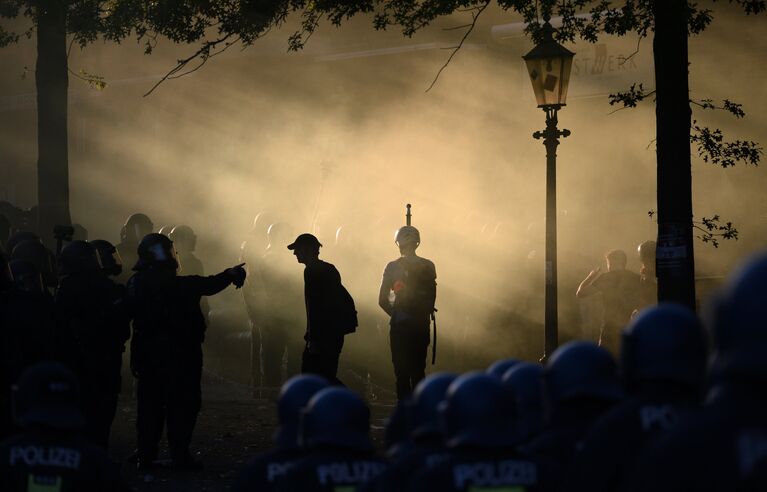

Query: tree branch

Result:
[425,0,490,93]
[143,33,236,97]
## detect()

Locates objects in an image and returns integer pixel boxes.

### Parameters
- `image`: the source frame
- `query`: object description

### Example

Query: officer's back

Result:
[408,373,550,492]
[627,255,767,491]
[275,388,385,491]
[563,304,707,492]
[524,342,623,489]
[232,374,329,492]
[0,362,128,491]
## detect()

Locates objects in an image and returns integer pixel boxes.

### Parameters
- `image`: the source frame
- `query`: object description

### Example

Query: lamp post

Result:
[522,17,575,361]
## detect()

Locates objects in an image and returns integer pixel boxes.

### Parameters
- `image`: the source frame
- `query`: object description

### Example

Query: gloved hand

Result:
[227,263,247,289]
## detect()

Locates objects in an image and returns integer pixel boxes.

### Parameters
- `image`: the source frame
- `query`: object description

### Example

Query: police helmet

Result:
[8,260,44,294]
[170,225,197,253]
[395,226,420,248]
[621,303,707,390]
[439,372,517,449]
[133,233,178,271]
[637,240,657,264]
[5,231,41,257]
[501,363,546,441]
[708,253,767,380]
[410,372,457,440]
[58,240,102,276]
[13,362,85,430]
[486,358,521,379]
[545,341,624,407]
[90,239,123,277]
[10,240,56,289]
[274,374,329,449]
[301,387,371,451]
[120,213,154,244]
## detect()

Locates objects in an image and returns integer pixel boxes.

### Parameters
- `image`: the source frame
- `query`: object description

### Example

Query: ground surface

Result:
[109,371,393,491]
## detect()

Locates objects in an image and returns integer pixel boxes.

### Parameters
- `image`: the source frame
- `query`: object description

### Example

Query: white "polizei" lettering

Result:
[266,461,293,482]
[315,461,385,485]
[453,459,537,488]
[9,446,81,470]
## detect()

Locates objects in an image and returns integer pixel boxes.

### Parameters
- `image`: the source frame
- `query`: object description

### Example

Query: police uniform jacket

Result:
[275,448,386,491]
[0,428,128,492]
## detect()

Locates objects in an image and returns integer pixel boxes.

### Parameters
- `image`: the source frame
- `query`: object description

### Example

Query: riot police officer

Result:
[275,387,385,491]
[501,362,546,445]
[0,362,128,491]
[0,260,57,439]
[260,223,305,389]
[55,240,130,448]
[170,225,203,276]
[232,374,329,491]
[378,223,436,400]
[408,372,550,492]
[127,233,245,470]
[563,303,707,492]
[524,342,624,490]
[90,239,124,278]
[627,254,767,491]
[365,372,457,492]
[116,213,153,285]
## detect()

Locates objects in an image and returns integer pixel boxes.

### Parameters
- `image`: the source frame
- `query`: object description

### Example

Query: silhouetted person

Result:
[10,238,58,291]
[232,374,329,492]
[563,304,706,492]
[576,249,641,354]
[378,225,436,400]
[289,233,357,386]
[259,223,305,389]
[240,212,274,392]
[524,342,624,490]
[126,233,245,470]
[0,362,129,491]
[408,373,550,492]
[0,260,57,439]
[627,254,767,491]
[170,225,203,276]
[115,213,153,285]
[274,388,385,491]
[55,241,130,449]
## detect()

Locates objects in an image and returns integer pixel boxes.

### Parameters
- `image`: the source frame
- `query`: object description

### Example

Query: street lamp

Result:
[522,17,574,361]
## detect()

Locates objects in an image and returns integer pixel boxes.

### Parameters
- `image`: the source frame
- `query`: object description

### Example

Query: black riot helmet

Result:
[6,231,41,258]
[170,225,197,254]
[8,259,44,294]
[120,213,154,244]
[12,362,85,430]
[58,240,103,276]
[134,233,178,271]
[90,239,123,277]
[11,239,57,289]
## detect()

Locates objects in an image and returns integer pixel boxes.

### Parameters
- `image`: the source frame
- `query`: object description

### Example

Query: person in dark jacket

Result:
[0,362,129,491]
[55,241,131,449]
[289,233,356,386]
[127,233,245,470]
[231,374,329,492]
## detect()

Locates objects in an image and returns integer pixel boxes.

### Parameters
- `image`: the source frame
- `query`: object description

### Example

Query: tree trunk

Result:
[36,0,70,247]
[653,0,696,309]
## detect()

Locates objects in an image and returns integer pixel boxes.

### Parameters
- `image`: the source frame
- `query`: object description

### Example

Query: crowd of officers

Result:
[1,209,766,490]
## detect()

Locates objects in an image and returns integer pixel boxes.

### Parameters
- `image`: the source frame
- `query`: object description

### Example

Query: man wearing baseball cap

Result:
[288,233,357,385]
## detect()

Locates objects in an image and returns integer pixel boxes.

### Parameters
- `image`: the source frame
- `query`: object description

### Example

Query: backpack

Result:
[336,284,358,335]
